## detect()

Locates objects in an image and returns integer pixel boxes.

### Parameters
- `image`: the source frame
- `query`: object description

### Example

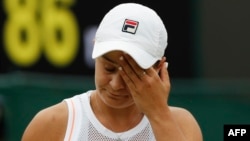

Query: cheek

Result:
[95,66,111,88]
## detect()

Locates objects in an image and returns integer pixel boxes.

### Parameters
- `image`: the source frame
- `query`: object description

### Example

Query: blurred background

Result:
[0,0,250,140]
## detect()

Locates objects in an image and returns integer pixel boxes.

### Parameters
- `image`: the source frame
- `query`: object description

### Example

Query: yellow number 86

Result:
[3,0,79,68]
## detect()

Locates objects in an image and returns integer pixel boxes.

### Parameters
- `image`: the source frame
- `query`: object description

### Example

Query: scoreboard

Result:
[0,0,194,78]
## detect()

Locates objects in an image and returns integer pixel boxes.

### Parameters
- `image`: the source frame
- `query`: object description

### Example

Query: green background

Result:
[0,72,250,141]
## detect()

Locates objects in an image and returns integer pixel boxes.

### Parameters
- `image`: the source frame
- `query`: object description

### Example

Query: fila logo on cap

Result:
[122,19,139,34]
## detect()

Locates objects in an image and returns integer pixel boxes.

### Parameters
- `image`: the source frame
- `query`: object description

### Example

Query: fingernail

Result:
[165,62,169,69]
[119,56,124,61]
[118,67,123,71]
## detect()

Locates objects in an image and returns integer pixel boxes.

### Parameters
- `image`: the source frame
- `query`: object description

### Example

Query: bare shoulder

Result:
[22,101,68,141]
[169,106,203,141]
[169,106,196,119]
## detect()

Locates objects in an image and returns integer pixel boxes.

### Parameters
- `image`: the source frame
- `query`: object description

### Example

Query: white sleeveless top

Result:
[63,90,156,141]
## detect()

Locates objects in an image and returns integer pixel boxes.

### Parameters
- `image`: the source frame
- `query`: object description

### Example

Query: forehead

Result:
[101,51,124,63]
[104,51,123,57]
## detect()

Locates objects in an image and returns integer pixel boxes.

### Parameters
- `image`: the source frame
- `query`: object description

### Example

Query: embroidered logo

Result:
[122,19,139,34]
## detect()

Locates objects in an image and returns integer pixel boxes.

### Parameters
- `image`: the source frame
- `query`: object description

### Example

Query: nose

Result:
[110,74,126,90]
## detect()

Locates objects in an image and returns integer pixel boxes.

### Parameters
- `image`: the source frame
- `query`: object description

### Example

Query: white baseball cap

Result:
[92,3,168,69]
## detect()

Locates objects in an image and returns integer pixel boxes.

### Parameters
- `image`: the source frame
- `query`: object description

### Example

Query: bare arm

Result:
[147,106,203,141]
[21,102,68,141]
[118,54,203,141]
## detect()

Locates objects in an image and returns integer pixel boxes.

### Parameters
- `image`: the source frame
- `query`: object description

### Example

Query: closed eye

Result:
[105,66,116,73]
[101,56,119,73]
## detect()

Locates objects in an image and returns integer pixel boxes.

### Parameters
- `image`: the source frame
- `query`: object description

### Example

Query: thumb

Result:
[160,62,169,82]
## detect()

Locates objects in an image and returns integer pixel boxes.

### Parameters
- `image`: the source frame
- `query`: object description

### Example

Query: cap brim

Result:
[92,41,158,69]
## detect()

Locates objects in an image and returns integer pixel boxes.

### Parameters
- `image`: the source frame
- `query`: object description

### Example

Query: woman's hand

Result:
[118,53,171,117]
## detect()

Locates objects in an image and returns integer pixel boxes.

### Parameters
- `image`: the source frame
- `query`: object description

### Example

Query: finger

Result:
[160,62,170,83]
[143,67,156,77]
[141,57,167,77]
[165,62,169,69]
[118,66,136,90]
[123,54,147,79]
[119,56,143,83]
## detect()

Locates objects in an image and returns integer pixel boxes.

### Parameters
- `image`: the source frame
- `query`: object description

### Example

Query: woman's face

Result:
[94,51,135,109]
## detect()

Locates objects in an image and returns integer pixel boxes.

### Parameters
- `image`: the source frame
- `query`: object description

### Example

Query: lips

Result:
[108,92,129,99]
[109,92,122,98]
[110,92,120,96]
